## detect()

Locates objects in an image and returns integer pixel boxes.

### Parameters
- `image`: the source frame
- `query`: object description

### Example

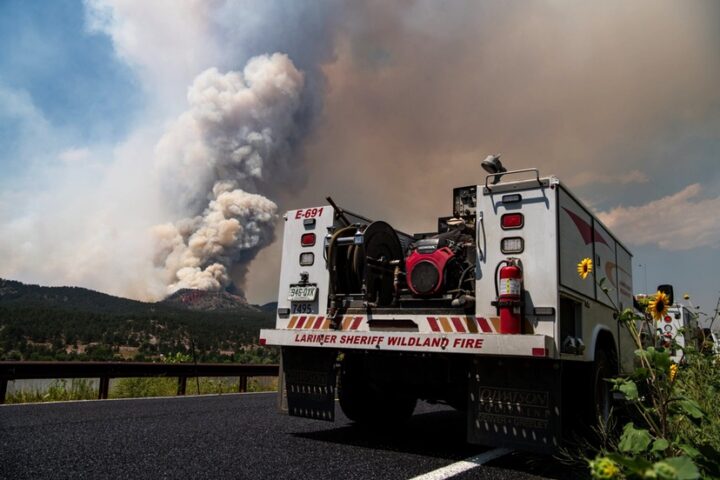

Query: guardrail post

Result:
[98,377,110,400]
[0,378,7,404]
[177,376,187,396]
[238,375,247,393]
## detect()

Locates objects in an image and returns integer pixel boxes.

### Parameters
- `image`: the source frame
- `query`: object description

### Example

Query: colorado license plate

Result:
[288,285,317,301]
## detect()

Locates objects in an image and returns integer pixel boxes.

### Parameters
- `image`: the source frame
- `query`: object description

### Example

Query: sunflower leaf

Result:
[651,438,669,453]
[661,456,700,480]
[618,423,652,454]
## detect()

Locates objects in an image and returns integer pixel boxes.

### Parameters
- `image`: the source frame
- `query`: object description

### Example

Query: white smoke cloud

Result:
[4,0,718,307]
[84,0,220,108]
[569,170,649,188]
[153,184,278,294]
[0,1,330,301]
[152,53,304,294]
[598,184,720,250]
[155,55,305,213]
[0,52,306,300]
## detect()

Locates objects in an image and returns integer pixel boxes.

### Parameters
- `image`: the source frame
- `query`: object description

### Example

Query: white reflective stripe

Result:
[259,329,553,357]
[408,448,512,480]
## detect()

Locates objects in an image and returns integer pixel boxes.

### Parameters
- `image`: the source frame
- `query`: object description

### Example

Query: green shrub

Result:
[575,258,720,479]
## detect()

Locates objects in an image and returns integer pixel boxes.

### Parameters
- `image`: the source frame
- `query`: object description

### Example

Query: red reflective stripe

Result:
[428,317,440,332]
[296,316,307,329]
[351,317,362,330]
[451,317,466,333]
[532,348,547,357]
[477,317,492,333]
[313,316,325,329]
[259,338,266,346]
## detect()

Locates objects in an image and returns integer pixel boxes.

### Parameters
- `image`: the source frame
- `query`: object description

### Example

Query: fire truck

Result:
[260,157,635,452]
[653,301,700,363]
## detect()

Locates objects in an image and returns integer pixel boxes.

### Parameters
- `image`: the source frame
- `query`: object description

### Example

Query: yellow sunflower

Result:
[647,291,671,321]
[590,457,621,479]
[577,258,593,279]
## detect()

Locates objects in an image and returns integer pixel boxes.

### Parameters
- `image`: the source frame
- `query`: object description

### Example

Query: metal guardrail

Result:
[0,361,279,404]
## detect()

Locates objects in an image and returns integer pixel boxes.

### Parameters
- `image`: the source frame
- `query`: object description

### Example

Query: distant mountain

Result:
[162,289,260,313]
[0,278,263,315]
[0,278,155,315]
[0,278,277,363]
[259,302,278,313]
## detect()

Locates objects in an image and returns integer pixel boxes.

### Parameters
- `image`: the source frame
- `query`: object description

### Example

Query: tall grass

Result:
[110,376,277,398]
[5,379,97,404]
[5,376,277,404]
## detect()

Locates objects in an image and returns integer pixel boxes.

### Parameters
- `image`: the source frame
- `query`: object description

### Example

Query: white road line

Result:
[408,448,513,480]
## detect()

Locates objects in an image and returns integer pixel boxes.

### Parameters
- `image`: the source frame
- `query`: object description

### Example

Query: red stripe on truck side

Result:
[427,317,440,332]
[313,316,325,329]
[351,316,362,330]
[451,317,467,333]
[296,316,307,329]
[476,317,492,333]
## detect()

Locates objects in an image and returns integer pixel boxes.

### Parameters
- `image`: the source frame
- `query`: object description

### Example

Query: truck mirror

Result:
[657,284,674,305]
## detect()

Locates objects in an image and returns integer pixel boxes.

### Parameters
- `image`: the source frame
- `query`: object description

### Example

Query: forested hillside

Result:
[0,279,277,363]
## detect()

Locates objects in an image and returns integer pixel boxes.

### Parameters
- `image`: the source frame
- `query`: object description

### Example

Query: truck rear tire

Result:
[339,357,416,426]
[592,349,614,425]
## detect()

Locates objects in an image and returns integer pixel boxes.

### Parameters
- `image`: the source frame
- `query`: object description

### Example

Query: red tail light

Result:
[501,213,524,229]
[301,233,316,246]
[664,315,672,323]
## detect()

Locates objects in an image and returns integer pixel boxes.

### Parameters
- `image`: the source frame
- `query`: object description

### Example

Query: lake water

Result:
[6,378,100,394]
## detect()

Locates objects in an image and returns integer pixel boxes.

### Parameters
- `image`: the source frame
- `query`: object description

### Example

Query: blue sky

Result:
[0,1,718,325]
[0,0,140,182]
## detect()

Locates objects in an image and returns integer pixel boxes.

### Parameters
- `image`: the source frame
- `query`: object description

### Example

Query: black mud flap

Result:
[281,347,338,421]
[468,357,562,453]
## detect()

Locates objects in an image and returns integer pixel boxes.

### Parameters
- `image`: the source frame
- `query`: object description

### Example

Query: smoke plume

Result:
[151,54,304,294]
[1,1,719,306]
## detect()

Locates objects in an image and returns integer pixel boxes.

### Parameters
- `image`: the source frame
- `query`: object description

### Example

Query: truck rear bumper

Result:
[260,329,555,358]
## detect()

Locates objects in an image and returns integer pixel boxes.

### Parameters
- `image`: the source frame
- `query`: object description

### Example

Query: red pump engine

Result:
[405,246,456,296]
[404,230,473,298]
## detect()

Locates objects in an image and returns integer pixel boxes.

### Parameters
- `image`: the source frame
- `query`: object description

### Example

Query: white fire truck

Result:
[657,303,699,363]
[260,158,636,452]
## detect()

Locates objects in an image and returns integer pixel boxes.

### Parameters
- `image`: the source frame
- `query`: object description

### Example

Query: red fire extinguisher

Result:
[495,258,523,334]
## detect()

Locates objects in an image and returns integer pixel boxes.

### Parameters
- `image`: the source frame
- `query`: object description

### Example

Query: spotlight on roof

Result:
[481,154,506,184]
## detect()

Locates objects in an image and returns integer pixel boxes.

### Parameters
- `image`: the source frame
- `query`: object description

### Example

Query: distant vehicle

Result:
[659,304,700,363]
[261,159,637,453]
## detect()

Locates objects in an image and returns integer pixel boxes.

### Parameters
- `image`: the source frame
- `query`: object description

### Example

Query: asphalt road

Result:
[0,393,587,480]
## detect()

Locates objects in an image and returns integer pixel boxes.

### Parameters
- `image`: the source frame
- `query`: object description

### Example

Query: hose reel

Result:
[327,221,403,307]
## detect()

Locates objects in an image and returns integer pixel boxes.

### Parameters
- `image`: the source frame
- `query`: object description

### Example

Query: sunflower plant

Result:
[573,258,719,480]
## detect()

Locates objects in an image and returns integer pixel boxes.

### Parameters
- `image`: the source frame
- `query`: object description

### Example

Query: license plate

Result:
[291,303,314,314]
[288,285,317,301]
